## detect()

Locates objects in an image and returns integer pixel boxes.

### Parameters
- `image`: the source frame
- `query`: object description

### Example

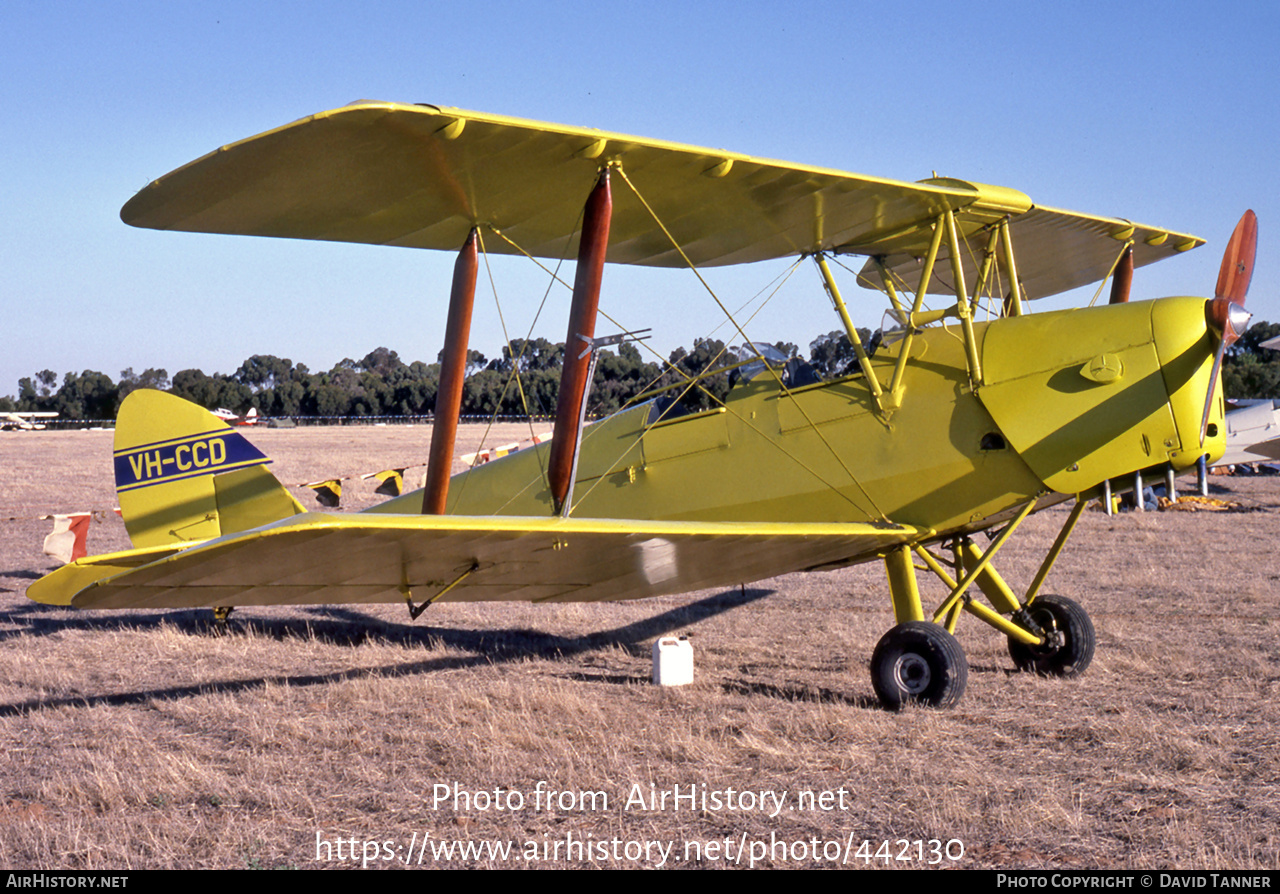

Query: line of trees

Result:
[4,321,1276,421]
[1223,321,1280,399]
[0,333,852,421]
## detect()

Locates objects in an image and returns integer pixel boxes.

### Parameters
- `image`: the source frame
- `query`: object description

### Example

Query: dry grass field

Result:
[1,425,1277,870]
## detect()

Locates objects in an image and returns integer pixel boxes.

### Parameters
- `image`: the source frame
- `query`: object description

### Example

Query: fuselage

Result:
[372,296,1225,540]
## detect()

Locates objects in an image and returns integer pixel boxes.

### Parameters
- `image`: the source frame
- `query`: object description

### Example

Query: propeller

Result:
[1200,210,1258,444]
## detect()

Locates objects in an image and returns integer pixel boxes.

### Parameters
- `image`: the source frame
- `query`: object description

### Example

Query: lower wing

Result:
[29,513,923,610]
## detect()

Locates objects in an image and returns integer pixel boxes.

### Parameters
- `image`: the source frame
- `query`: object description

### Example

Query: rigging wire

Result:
[615,167,888,521]
[474,211,881,519]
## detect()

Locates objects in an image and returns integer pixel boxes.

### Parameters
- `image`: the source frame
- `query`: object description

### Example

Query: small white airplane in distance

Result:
[1221,400,1280,466]
[211,407,262,426]
[1,411,57,431]
[1212,336,1280,468]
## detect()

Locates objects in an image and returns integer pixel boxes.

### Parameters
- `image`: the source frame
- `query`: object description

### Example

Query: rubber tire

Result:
[870,621,968,710]
[1008,594,1095,677]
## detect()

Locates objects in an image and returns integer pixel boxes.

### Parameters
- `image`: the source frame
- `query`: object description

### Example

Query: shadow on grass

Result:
[0,587,774,716]
[719,677,875,708]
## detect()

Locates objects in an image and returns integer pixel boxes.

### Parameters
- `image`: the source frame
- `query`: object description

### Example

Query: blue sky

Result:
[3,0,1277,398]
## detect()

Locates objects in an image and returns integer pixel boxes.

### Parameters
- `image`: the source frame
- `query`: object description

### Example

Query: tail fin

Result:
[114,390,304,547]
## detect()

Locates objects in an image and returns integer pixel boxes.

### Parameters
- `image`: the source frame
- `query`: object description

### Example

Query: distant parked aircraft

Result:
[1,411,57,431]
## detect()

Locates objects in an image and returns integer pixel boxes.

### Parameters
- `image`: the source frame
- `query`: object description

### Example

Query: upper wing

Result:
[121,101,1203,296]
[32,512,922,610]
[121,101,975,268]
[857,202,1204,301]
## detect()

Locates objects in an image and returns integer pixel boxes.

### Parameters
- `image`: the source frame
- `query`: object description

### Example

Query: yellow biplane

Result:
[28,102,1256,709]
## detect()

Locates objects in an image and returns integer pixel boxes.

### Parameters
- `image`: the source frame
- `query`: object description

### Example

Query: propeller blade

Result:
[1201,211,1259,444]
[1108,247,1134,304]
[1215,209,1257,304]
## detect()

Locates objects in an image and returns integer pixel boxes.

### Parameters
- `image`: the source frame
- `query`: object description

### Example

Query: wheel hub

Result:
[1028,613,1064,656]
[894,653,932,694]
[1006,594,1095,678]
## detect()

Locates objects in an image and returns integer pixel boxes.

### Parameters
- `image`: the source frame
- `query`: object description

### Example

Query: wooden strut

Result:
[422,229,480,515]
[1109,247,1134,304]
[549,169,612,514]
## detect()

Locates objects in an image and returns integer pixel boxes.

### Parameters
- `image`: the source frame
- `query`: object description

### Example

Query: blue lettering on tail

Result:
[114,430,270,491]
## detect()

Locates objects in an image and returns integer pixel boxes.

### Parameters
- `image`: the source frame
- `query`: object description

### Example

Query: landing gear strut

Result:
[212,606,234,635]
[872,497,1095,709]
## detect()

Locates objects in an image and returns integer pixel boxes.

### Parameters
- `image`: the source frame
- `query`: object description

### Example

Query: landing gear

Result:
[873,499,1098,708]
[212,606,235,635]
[870,621,968,710]
[1007,594,1094,677]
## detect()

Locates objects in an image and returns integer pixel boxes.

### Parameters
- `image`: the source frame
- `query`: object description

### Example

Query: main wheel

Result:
[1007,594,1095,677]
[870,621,968,710]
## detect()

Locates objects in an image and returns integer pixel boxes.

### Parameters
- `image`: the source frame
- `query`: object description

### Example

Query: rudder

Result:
[114,390,304,547]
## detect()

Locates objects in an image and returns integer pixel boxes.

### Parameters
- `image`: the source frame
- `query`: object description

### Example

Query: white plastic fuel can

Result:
[652,636,694,686]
